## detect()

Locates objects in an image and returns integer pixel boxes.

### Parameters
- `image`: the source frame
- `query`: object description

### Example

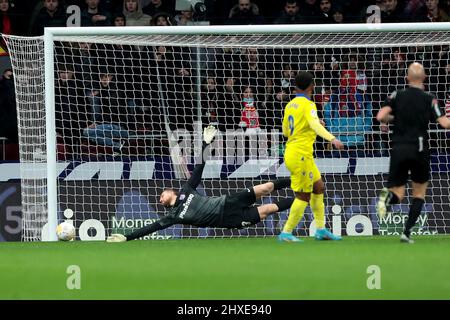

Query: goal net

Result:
[3,24,450,241]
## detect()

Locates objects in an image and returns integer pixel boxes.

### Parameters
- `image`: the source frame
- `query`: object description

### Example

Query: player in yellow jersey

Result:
[279,71,344,242]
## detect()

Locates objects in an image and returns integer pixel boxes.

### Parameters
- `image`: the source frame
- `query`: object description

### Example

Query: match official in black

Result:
[376,62,450,243]
[107,125,294,242]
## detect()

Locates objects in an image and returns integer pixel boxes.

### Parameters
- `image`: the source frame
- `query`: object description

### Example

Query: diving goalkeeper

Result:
[278,71,344,242]
[107,125,294,242]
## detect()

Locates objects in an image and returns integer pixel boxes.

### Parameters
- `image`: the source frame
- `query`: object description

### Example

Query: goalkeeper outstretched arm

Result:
[106,125,218,243]
[107,217,174,242]
[186,125,217,188]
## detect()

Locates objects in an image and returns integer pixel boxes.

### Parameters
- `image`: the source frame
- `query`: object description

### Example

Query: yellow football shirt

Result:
[282,94,319,157]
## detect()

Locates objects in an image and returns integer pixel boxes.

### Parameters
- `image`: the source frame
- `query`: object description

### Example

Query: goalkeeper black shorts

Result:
[220,188,260,229]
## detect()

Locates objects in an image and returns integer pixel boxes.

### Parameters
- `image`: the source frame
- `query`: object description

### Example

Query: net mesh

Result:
[3,29,450,241]
[2,35,47,241]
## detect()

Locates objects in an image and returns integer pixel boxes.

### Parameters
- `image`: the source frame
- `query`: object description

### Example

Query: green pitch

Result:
[1,236,449,300]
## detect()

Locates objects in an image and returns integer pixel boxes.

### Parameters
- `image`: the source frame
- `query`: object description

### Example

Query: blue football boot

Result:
[278,232,304,242]
[315,228,342,241]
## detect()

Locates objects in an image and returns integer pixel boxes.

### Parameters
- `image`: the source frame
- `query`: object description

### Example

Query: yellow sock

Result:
[310,193,325,229]
[282,198,308,233]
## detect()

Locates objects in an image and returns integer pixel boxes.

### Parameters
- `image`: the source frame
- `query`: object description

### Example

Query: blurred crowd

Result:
[1,0,450,159]
[1,0,450,36]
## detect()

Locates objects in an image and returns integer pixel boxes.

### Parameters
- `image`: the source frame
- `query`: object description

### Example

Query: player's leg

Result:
[220,198,294,230]
[311,177,342,241]
[257,197,295,220]
[279,151,323,242]
[378,185,405,217]
[377,148,409,218]
[401,156,430,243]
[400,182,427,243]
[278,155,312,242]
[252,178,291,199]
[278,191,309,242]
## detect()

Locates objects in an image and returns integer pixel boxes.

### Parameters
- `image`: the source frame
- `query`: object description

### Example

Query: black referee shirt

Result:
[384,87,444,151]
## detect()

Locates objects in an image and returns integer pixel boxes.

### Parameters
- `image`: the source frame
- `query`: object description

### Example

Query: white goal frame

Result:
[39,22,450,241]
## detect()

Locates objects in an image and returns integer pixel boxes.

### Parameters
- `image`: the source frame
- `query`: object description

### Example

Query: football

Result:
[56,222,76,241]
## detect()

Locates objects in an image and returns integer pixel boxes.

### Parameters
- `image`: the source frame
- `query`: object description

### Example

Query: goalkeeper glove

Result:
[106,234,127,243]
[203,125,217,144]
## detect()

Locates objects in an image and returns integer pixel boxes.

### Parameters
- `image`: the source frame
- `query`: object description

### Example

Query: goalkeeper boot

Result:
[400,233,414,244]
[315,228,342,241]
[376,187,389,219]
[278,232,303,242]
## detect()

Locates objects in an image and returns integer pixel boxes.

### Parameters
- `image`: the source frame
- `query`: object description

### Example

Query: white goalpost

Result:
[3,23,450,241]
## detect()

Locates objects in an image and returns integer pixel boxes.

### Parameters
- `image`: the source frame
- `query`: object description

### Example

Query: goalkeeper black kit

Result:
[125,140,228,240]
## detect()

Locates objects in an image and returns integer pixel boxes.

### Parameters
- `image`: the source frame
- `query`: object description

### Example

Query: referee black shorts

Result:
[220,188,261,229]
[387,145,430,187]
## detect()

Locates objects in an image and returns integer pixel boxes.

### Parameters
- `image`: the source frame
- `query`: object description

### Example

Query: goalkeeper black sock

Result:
[404,198,424,237]
[274,197,295,212]
[272,178,291,190]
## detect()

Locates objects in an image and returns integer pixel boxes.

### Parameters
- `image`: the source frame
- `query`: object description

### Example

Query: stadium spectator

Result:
[81,0,112,26]
[331,5,345,23]
[151,11,174,25]
[276,63,296,93]
[403,0,439,21]
[312,54,339,90]
[260,78,281,130]
[152,45,195,131]
[142,0,172,17]
[323,71,373,155]
[201,76,224,128]
[174,9,194,25]
[54,64,90,158]
[443,0,450,13]
[381,0,406,22]
[227,0,264,25]
[422,0,450,22]
[317,0,334,23]
[341,52,368,94]
[239,86,262,133]
[273,1,305,24]
[0,1,28,36]
[0,68,18,143]
[123,0,151,26]
[112,12,126,26]
[0,0,14,35]
[72,41,101,87]
[214,46,241,79]
[301,0,319,22]
[220,76,241,130]
[83,70,130,156]
[31,0,67,36]
[380,48,407,93]
[238,47,268,90]
[97,0,124,13]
